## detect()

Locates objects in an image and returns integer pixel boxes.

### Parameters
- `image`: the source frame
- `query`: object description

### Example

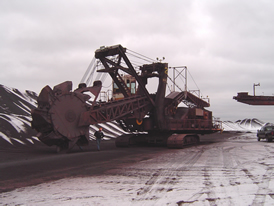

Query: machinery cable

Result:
[86,61,98,86]
[187,70,204,98]
[127,49,155,63]
[80,57,95,84]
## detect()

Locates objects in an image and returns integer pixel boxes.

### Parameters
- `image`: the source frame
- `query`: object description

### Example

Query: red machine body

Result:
[31,45,221,151]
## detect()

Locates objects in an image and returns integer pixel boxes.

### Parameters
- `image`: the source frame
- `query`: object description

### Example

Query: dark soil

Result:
[0,133,233,193]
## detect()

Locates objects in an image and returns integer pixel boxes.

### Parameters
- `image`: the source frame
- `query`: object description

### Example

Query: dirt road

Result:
[0,139,165,193]
[1,132,274,205]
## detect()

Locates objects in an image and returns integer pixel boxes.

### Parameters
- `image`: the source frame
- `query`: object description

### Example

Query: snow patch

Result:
[0,132,13,145]
[3,85,37,108]
[0,114,26,133]
[11,138,25,145]
[26,138,34,144]
[31,136,40,142]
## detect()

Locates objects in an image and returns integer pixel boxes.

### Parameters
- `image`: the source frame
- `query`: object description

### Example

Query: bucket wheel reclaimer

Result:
[31,80,102,152]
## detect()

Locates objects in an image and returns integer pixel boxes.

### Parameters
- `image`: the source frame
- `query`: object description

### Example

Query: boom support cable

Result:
[187,70,204,98]
[80,57,95,83]
[127,49,156,63]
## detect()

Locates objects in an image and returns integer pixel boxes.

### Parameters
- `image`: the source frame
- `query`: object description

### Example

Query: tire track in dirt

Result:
[264,144,274,154]
[132,145,207,203]
[231,143,274,206]
[222,145,243,188]
[220,145,250,205]
[251,167,274,205]
[178,167,220,206]
[178,143,227,205]
[131,138,274,205]
[222,146,237,168]
[178,143,241,205]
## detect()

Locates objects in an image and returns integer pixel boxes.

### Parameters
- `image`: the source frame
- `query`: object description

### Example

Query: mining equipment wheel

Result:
[32,91,90,152]
[167,134,200,149]
[50,93,89,139]
[31,80,103,152]
[257,137,260,141]
[267,135,273,142]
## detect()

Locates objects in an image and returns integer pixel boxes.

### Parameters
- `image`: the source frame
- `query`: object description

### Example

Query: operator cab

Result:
[112,75,136,100]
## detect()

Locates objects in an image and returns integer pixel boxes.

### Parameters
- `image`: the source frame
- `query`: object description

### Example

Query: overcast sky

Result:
[1,0,274,122]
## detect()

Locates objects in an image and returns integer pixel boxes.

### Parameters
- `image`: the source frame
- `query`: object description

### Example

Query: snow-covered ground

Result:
[1,132,274,205]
